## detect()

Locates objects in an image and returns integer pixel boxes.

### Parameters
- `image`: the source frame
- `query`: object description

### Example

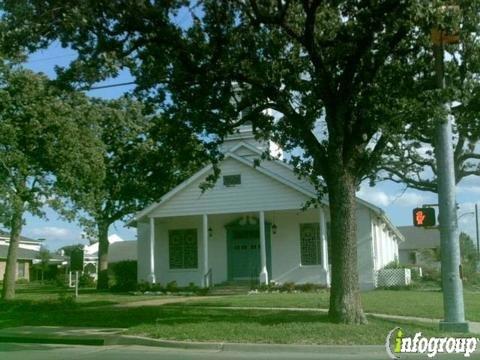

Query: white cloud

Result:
[30,226,72,240]
[458,185,480,195]
[357,187,391,207]
[357,186,430,208]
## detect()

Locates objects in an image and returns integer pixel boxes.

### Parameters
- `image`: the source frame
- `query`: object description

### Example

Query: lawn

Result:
[8,283,165,306]
[0,291,455,345]
[179,290,480,322]
[0,284,478,345]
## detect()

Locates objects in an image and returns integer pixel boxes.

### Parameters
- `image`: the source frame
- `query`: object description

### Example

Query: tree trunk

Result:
[1,198,24,300]
[96,221,110,290]
[326,162,367,324]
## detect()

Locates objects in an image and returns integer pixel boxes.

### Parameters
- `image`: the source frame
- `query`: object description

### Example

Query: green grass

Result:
[0,294,454,345]
[179,290,480,322]
[0,283,478,345]
[9,283,166,306]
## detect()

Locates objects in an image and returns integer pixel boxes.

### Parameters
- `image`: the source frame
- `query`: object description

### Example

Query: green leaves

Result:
[0,66,104,224]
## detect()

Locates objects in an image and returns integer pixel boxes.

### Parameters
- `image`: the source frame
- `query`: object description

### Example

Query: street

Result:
[1,343,480,360]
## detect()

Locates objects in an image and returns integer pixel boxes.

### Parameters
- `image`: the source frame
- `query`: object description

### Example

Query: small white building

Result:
[81,234,126,277]
[131,126,403,290]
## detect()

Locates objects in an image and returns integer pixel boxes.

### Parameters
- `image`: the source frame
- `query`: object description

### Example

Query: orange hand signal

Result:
[416,211,426,225]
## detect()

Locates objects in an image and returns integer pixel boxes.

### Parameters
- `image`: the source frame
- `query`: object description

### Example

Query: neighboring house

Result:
[0,231,44,282]
[398,226,440,266]
[80,235,135,278]
[130,125,404,291]
[0,230,43,252]
[108,241,137,263]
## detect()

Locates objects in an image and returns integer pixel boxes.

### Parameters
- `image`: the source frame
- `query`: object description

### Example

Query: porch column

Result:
[319,207,330,287]
[202,214,209,288]
[259,210,269,284]
[148,217,156,284]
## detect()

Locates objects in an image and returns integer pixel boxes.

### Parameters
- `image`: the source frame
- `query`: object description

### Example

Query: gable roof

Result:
[129,142,403,240]
[0,245,39,260]
[108,241,137,263]
[0,230,42,243]
[397,226,439,250]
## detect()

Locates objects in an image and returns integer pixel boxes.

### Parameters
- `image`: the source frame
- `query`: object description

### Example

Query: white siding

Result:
[137,220,151,283]
[270,209,328,284]
[150,158,311,218]
[356,206,375,290]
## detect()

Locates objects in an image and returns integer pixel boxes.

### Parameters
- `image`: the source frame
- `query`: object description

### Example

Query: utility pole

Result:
[476,204,479,262]
[432,22,469,332]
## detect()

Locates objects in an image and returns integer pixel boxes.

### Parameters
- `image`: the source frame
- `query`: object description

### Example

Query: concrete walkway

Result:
[115,296,222,308]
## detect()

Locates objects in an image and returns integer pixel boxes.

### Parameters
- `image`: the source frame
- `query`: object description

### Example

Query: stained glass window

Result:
[300,223,321,265]
[169,229,198,269]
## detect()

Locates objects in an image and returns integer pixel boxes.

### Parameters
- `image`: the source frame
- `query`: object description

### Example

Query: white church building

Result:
[131,126,404,290]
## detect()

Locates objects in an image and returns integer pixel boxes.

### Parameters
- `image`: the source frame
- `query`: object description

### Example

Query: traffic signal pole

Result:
[433,35,469,332]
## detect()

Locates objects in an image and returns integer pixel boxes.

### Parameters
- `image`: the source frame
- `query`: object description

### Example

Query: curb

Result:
[114,335,385,354]
[0,335,105,346]
[113,335,223,350]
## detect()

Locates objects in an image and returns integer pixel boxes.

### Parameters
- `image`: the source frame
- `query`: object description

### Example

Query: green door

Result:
[226,219,272,282]
[230,229,260,280]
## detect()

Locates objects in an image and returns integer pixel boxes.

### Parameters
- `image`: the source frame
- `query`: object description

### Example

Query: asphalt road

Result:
[1,343,480,360]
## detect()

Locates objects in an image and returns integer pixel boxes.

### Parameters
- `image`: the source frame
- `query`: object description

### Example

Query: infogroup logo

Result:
[385,327,479,359]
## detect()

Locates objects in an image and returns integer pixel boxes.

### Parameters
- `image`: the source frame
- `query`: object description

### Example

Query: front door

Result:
[229,229,260,280]
[226,217,272,282]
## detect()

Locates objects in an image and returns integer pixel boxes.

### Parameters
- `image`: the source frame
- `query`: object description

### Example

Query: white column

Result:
[319,207,330,287]
[202,214,209,288]
[376,224,383,269]
[148,217,156,284]
[372,222,379,271]
[259,211,269,284]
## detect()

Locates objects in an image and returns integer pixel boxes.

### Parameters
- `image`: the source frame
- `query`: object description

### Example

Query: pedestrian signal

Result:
[413,208,436,227]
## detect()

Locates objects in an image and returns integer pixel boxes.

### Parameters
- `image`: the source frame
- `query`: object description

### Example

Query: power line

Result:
[84,81,136,91]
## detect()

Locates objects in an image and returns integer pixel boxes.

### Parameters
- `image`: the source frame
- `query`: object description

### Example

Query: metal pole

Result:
[75,271,79,298]
[476,204,479,261]
[433,39,468,332]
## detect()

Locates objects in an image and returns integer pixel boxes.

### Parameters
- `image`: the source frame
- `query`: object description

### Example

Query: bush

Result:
[110,260,137,292]
[281,282,296,293]
[166,281,178,292]
[79,273,96,288]
[251,281,326,293]
[57,291,77,307]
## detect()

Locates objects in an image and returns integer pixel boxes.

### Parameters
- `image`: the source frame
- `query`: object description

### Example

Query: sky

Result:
[15,42,480,250]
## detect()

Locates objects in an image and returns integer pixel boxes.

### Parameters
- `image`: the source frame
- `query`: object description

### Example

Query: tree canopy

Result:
[2,0,478,323]
[0,66,104,299]
[53,97,207,289]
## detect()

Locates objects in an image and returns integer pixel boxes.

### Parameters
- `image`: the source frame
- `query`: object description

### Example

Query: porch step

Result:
[209,282,252,295]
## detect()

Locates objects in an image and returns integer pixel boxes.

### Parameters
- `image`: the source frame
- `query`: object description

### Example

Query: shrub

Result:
[280,282,296,293]
[57,291,77,307]
[137,281,151,292]
[79,273,96,288]
[110,260,137,292]
[166,281,178,292]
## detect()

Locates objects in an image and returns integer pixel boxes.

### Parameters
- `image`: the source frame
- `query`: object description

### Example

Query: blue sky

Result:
[18,43,480,250]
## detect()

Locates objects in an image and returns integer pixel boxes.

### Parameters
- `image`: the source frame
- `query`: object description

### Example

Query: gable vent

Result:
[223,174,241,187]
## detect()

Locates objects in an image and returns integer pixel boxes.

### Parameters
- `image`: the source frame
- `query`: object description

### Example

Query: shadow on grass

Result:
[0,301,332,328]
